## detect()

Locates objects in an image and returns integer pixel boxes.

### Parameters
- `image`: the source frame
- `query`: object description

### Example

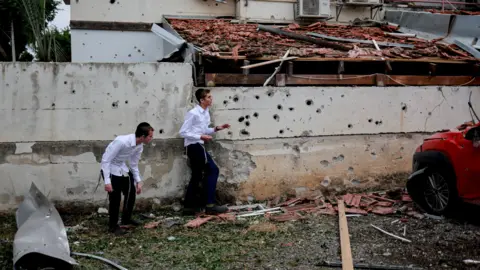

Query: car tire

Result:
[408,165,459,215]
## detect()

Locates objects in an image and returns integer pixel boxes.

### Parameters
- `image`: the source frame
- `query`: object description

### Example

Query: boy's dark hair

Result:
[195,88,210,103]
[135,122,154,138]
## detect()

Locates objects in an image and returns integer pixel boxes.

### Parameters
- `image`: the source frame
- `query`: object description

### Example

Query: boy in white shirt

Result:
[179,89,230,215]
[101,122,154,235]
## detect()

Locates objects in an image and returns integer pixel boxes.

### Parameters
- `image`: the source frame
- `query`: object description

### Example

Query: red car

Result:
[407,92,480,215]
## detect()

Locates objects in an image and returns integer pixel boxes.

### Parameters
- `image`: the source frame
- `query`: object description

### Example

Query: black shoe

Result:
[109,226,127,236]
[205,205,228,215]
[121,219,141,226]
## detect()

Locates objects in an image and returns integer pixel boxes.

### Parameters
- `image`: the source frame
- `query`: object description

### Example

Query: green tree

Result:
[0,0,68,62]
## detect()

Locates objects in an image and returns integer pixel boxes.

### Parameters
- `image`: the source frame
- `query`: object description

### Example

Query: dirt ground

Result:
[2,204,480,270]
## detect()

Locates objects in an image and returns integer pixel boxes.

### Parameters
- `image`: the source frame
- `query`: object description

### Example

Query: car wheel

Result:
[423,172,451,213]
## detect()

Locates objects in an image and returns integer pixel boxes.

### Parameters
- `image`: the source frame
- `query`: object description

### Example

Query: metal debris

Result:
[371,224,412,243]
[307,32,415,48]
[13,182,77,269]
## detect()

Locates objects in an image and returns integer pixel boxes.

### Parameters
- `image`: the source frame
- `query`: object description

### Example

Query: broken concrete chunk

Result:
[376,201,394,207]
[97,207,108,214]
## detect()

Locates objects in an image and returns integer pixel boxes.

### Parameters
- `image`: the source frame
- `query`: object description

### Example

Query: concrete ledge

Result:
[0,133,426,210]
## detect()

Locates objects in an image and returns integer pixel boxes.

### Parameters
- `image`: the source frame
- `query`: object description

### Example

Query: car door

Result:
[457,126,480,200]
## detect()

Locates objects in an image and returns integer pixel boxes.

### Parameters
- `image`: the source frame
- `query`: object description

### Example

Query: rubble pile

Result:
[261,189,423,222]
[180,189,427,228]
[169,18,477,60]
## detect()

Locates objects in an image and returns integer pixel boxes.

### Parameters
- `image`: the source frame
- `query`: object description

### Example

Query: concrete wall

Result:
[1,62,479,209]
[71,30,165,63]
[70,0,381,24]
[70,0,236,23]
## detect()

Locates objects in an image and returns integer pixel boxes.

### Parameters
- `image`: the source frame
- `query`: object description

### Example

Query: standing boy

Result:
[179,89,230,215]
[101,122,154,235]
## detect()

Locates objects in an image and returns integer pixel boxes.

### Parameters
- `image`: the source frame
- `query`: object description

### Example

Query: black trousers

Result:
[101,170,136,229]
[184,143,219,208]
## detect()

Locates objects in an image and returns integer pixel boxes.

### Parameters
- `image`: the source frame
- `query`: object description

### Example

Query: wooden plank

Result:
[338,200,354,270]
[205,74,269,86]
[205,73,480,86]
[286,74,376,85]
[213,55,470,64]
[383,75,480,86]
[241,56,298,69]
[258,25,352,51]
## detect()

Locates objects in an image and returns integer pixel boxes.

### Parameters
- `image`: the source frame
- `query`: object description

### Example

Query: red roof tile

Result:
[168,18,476,60]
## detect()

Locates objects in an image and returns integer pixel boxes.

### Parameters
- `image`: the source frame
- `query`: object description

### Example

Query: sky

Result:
[50,2,70,29]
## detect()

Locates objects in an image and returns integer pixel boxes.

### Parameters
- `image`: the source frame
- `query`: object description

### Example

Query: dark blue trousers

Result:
[184,143,219,207]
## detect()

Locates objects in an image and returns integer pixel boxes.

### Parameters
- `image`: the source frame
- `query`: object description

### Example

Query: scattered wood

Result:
[240,56,298,69]
[236,207,281,218]
[307,32,415,49]
[370,224,412,243]
[185,216,217,228]
[368,195,397,203]
[206,73,480,87]
[338,200,354,270]
[257,25,352,51]
[264,50,291,86]
[317,261,424,270]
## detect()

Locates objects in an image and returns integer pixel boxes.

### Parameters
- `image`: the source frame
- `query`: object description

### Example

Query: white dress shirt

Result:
[100,134,143,185]
[179,105,216,147]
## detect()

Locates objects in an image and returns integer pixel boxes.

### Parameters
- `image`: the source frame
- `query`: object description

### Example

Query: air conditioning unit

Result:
[295,0,331,18]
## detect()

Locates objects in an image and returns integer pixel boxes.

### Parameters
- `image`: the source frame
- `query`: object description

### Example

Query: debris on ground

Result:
[13,183,77,269]
[371,224,412,243]
[180,189,431,228]
[144,221,162,229]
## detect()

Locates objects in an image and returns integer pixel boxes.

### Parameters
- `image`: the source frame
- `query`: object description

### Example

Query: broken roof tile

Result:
[168,18,477,60]
[372,207,395,215]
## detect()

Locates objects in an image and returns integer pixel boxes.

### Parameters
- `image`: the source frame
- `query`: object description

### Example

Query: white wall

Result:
[70,0,382,24]
[1,62,479,208]
[212,86,479,140]
[0,63,193,142]
[71,0,236,23]
[237,0,297,22]
[1,62,479,142]
[71,30,165,63]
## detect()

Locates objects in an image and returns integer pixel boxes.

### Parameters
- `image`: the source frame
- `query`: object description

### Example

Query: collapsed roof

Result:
[168,18,479,61]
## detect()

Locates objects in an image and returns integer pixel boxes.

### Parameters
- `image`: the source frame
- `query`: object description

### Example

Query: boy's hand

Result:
[136,182,142,194]
[105,184,113,193]
[216,124,231,131]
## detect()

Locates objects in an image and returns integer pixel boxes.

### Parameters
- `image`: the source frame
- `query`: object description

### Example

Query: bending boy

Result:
[100,122,154,235]
[179,88,230,215]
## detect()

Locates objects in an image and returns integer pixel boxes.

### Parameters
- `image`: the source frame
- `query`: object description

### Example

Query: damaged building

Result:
[1,0,480,210]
